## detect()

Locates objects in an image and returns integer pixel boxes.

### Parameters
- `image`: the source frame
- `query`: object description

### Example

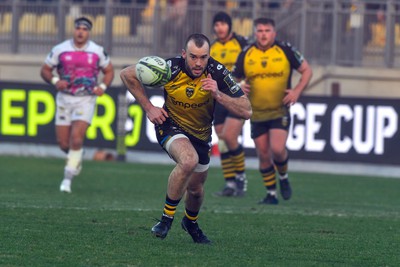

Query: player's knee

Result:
[218,140,229,153]
[179,153,198,173]
[272,146,287,158]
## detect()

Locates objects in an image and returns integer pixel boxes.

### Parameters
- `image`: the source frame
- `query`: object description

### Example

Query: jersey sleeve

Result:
[235,34,249,49]
[165,56,182,81]
[232,50,246,80]
[279,41,304,70]
[44,46,61,67]
[98,47,111,69]
[209,58,244,98]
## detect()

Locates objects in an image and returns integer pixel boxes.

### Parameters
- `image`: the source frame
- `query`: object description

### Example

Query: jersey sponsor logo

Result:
[250,71,284,81]
[170,96,210,109]
[186,87,194,98]
[217,64,223,70]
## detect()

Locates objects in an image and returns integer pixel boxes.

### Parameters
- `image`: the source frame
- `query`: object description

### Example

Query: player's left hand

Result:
[283,89,301,106]
[93,86,105,96]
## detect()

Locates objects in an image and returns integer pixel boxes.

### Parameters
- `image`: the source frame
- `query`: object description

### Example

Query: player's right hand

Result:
[146,106,169,125]
[55,80,70,91]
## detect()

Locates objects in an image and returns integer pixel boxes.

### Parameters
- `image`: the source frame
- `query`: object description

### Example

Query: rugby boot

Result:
[59,179,72,193]
[258,193,279,205]
[213,184,236,197]
[151,215,173,239]
[181,217,211,244]
[235,173,247,197]
[279,178,292,200]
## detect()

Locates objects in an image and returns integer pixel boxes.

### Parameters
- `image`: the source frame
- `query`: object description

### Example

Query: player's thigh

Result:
[168,137,199,168]
[214,123,224,137]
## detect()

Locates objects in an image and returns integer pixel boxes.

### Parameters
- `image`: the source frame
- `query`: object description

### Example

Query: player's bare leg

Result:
[181,170,211,244]
[254,133,278,204]
[270,129,292,200]
[59,121,89,193]
[151,137,198,239]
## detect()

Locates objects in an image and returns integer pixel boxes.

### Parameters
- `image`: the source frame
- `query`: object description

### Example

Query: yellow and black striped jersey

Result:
[210,33,248,71]
[163,56,244,142]
[233,41,304,122]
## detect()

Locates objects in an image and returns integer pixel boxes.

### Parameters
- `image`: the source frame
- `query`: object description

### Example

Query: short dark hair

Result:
[74,17,93,30]
[213,11,232,33]
[254,17,275,27]
[185,33,210,50]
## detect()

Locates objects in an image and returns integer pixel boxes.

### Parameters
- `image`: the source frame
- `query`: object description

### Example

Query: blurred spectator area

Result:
[1,0,400,68]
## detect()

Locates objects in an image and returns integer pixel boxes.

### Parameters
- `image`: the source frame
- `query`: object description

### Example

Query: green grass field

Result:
[1,155,399,267]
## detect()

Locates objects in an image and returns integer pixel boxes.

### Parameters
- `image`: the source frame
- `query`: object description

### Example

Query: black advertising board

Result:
[1,82,399,165]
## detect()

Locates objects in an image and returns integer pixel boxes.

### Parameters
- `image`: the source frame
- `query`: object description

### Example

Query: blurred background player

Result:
[210,11,249,197]
[233,18,312,204]
[120,33,251,243]
[40,17,114,193]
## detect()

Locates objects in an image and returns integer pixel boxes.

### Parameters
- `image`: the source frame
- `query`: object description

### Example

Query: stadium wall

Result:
[1,53,400,98]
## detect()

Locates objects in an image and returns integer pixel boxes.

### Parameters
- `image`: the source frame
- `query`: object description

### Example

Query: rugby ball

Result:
[135,56,171,87]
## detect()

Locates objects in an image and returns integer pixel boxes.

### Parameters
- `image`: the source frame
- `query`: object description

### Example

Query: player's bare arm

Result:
[120,65,168,125]
[201,74,252,120]
[283,59,313,106]
[40,64,69,91]
[93,63,115,96]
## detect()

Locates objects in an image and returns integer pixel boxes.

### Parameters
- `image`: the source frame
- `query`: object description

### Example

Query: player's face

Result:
[214,21,230,41]
[182,40,210,78]
[254,23,276,50]
[73,26,90,47]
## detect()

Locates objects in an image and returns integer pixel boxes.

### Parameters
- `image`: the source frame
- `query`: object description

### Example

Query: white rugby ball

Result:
[135,56,171,87]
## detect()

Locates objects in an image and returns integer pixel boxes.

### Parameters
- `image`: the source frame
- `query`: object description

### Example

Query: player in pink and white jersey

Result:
[40,17,114,193]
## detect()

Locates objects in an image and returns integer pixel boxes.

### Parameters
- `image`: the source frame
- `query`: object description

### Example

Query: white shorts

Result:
[55,92,97,126]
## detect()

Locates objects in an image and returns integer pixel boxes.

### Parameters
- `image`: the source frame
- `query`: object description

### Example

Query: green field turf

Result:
[1,155,399,267]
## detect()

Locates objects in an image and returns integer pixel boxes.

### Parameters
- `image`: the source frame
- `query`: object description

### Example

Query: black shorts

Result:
[213,102,243,126]
[251,115,291,139]
[155,119,211,165]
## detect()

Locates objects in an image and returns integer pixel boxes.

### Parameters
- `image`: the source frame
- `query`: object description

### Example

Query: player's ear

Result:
[181,49,186,58]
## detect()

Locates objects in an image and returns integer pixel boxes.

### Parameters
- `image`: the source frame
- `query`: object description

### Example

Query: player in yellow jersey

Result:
[233,18,312,204]
[210,11,249,197]
[120,33,252,243]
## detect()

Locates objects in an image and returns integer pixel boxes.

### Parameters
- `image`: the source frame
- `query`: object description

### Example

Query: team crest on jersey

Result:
[261,60,267,68]
[186,87,194,98]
